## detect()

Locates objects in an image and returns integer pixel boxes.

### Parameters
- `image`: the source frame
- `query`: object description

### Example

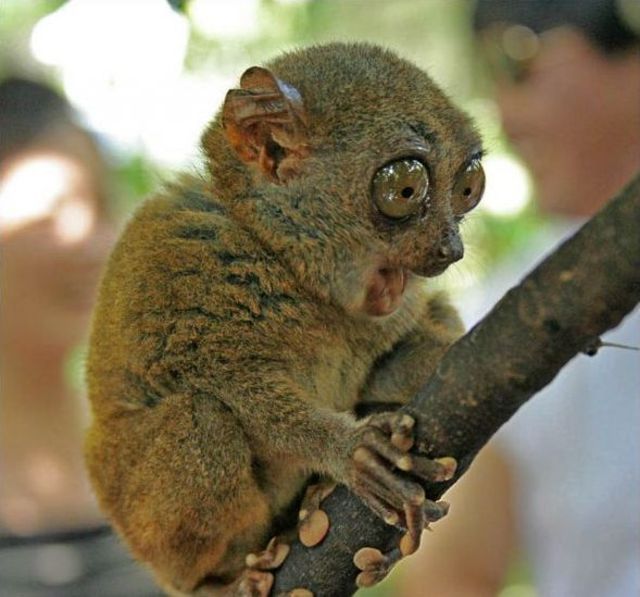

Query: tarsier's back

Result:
[86,43,484,595]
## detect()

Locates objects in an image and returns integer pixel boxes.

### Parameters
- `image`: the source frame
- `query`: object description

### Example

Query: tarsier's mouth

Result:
[364,261,451,317]
[364,267,407,317]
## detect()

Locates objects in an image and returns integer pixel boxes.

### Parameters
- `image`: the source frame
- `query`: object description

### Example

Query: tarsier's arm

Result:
[360,293,464,408]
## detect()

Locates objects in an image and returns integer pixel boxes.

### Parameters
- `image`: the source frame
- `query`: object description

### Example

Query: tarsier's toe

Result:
[245,537,290,571]
[297,481,336,547]
[286,589,314,597]
[298,509,330,547]
[353,546,401,588]
[235,569,273,597]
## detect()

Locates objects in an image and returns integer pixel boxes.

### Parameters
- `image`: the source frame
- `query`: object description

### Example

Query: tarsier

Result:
[86,43,485,596]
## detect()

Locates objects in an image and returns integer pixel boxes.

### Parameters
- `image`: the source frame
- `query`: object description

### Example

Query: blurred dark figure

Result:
[400,1,640,596]
[0,77,160,596]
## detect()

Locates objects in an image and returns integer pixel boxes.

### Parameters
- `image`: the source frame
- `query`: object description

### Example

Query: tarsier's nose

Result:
[436,230,464,266]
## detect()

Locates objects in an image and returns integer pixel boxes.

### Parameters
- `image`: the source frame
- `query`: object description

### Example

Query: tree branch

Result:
[272,171,640,596]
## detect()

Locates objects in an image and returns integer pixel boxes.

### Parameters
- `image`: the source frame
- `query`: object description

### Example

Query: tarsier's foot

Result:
[201,568,273,597]
[233,569,274,597]
[346,412,455,585]
[217,537,289,597]
[245,536,290,570]
[298,480,337,547]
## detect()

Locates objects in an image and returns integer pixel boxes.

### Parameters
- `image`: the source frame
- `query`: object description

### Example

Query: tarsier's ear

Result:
[223,66,309,182]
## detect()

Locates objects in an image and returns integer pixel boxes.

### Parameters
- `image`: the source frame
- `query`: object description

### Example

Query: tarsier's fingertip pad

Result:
[435,456,457,481]
[399,531,419,557]
[398,413,416,428]
[391,433,414,452]
[353,547,385,571]
[356,570,381,589]
[288,588,314,597]
[390,414,416,451]
[397,454,413,471]
[298,509,330,547]
[384,513,400,526]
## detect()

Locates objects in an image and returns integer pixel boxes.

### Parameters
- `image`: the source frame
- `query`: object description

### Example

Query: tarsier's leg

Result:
[297,480,337,548]
[204,538,290,597]
[86,394,274,596]
[347,295,462,586]
[361,294,464,407]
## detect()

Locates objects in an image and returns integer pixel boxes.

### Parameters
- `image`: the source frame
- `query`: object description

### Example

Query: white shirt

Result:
[457,219,640,597]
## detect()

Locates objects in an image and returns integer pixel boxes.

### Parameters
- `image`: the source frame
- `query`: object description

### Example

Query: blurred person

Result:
[400,1,640,596]
[0,77,159,596]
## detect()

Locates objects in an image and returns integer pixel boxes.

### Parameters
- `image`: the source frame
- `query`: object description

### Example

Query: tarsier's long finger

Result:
[350,479,403,526]
[398,498,451,558]
[360,415,457,483]
[353,447,426,507]
[410,455,457,483]
[358,428,415,471]
[356,471,417,522]
[399,500,425,556]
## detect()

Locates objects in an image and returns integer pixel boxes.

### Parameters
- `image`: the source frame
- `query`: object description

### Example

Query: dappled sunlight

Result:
[480,153,532,217]
[0,153,95,244]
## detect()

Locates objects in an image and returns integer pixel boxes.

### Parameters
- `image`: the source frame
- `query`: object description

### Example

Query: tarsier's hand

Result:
[338,412,456,587]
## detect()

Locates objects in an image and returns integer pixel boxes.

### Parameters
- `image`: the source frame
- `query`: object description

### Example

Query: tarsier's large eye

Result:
[452,159,485,215]
[372,159,429,220]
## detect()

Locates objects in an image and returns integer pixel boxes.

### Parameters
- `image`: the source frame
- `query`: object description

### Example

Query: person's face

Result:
[483,26,640,216]
[0,132,116,354]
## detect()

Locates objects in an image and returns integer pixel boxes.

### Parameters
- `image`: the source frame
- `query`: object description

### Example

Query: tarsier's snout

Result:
[436,229,464,267]
[412,228,464,278]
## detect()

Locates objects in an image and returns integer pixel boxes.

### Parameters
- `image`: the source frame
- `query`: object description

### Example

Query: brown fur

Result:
[86,43,482,594]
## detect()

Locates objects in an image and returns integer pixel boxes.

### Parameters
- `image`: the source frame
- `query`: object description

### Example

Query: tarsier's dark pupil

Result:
[463,187,472,196]
[401,187,414,198]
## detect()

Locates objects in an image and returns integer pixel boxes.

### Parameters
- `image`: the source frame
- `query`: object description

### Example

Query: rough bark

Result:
[272,171,640,596]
